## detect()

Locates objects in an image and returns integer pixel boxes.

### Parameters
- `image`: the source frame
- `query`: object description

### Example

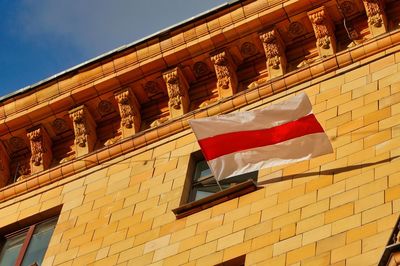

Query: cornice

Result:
[0,27,399,203]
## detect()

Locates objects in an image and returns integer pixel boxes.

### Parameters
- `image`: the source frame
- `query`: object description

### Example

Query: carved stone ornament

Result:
[0,141,10,187]
[259,28,287,78]
[16,163,30,182]
[69,105,97,157]
[362,0,387,36]
[98,100,114,116]
[339,1,357,17]
[162,67,190,118]
[193,61,210,78]
[288,22,306,37]
[144,81,163,98]
[308,6,336,57]
[9,136,26,151]
[210,50,238,99]
[240,42,258,58]
[114,88,141,138]
[27,125,52,174]
[52,118,69,134]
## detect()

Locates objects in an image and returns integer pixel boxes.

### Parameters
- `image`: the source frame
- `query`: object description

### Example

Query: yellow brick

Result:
[347,146,376,165]
[355,192,384,213]
[332,214,361,234]
[305,176,333,195]
[280,223,296,240]
[163,251,190,266]
[251,229,280,250]
[189,241,217,261]
[296,213,324,234]
[265,179,292,196]
[134,227,161,246]
[127,219,152,238]
[325,112,351,130]
[152,243,179,262]
[261,202,289,221]
[224,205,251,224]
[126,252,153,266]
[362,229,390,252]
[359,177,387,198]
[346,222,377,243]
[170,225,196,243]
[222,240,251,262]
[346,170,374,190]
[211,198,238,217]
[325,203,354,223]
[178,233,206,252]
[352,81,377,98]
[287,243,316,265]
[362,202,392,224]
[317,181,346,200]
[386,184,400,202]
[336,137,363,158]
[238,188,265,207]
[365,85,391,104]
[186,208,211,226]
[273,235,302,256]
[301,199,329,219]
[302,224,332,245]
[327,92,351,109]
[338,97,364,115]
[320,75,344,91]
[197,215,223,234]
[316,107,338,124]
[331,240,361,264]
[377,213,399,232]
[250,194,278,214]
[233,212,261,232]
[351,122,378,141]
[289,191,316,211]
[375,159,400,178]
[342,76,368,93]
[244,220,272,241]
[195,251,223,266]
[246,245,273,265]
[316,233,346,255]
[372,64,398,81]
[346,247,382,266]
[302,252,330,266]
[217,230,244,251]
[278,185,305,203]
[272,210,300,230]
[117,244,145,263]
[206,222,233,242]
[316,87,341,103]
[108,237,135,256]
[379,113,400,130]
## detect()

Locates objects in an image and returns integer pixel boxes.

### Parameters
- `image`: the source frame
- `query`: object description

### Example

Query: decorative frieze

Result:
[259,28,287,78]
[0,141,10,187]
[69,105,97,157]
[210,50,238,99]
[308,6,336,57]
[114,88,141,138]
[163,67,190,118]
[27,125,52,174]
[362,0,387,36]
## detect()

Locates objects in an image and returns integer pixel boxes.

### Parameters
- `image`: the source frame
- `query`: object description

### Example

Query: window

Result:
[0,217,58,266]
[188,159,258,202]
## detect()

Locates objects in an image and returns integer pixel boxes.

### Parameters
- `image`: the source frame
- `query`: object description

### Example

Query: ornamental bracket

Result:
[27,125,52,174]
[210,49,238,99]
[114,87,141,138]
[308,6,336,57]
[362,0,387,37]
[69,105,97,157]
[163,67,190,119]
[259,27,287,79]
[0,141,9,187]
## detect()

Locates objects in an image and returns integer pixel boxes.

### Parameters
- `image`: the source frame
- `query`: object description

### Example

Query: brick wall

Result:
[1,49,400,266]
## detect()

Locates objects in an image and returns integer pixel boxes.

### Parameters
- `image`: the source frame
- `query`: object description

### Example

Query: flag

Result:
[189,93,333,181]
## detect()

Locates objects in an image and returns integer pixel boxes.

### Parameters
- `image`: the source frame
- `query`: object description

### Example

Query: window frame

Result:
[0,216,58,266]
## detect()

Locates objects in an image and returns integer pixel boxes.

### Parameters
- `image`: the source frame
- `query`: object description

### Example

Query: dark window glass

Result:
[0,217,57,266]
[189,159,258,202]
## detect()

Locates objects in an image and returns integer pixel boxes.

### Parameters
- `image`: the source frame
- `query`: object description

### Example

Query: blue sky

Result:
[0,0,228,97]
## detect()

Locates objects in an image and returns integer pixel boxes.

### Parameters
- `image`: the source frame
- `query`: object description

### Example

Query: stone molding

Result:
[69,105,97,157]
[163,67,190,118]
[115,88,141,138]
[259,27,287,79]
[27,125,52,175]
[211,49,238,99]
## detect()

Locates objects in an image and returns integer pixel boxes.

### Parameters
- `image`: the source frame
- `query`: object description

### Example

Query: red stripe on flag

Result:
[198,114,324,161]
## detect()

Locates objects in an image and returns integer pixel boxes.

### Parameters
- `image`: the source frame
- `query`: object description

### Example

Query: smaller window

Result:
[0,216,58,266]
[188,159,258,203]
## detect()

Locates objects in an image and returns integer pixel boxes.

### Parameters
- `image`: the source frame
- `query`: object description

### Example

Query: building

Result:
[0,0,399,265]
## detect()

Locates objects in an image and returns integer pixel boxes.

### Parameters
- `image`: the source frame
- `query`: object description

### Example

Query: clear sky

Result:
[0,0,228,97]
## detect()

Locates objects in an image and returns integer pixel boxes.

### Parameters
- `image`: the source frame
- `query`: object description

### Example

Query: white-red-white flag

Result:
[189,93,333,181]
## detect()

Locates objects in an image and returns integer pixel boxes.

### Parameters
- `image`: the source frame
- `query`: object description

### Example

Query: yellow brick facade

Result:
[1,0,400,265]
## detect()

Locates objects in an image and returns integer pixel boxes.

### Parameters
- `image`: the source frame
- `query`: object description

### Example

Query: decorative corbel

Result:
[114,88,141,138]
[0,141,10,187]
[362,0,387,37]
[210,49,238,99]
[27,125,52,174]
[163,67,190,118]
[308,6,336,57]
[259,28,287,79]
[69,105,97,157]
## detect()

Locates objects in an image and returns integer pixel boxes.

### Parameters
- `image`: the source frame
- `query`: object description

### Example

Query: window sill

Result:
[172,179,258,219]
